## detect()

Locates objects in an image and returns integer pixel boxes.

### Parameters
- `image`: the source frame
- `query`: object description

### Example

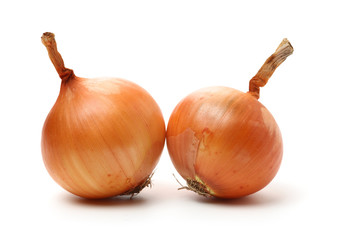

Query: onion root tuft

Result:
[120,173,154,199]
[174,174,213,197]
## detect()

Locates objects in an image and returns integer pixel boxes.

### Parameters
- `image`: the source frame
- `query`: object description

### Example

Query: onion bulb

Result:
[167,39,293,198]
[41,32,165,199]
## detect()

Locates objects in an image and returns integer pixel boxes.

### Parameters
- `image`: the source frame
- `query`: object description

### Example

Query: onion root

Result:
[174,174,213,197]
[121,173,154,199]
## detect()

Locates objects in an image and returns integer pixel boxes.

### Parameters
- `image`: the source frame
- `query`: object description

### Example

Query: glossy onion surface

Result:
[42,77,165,199]
[167,87,283,198]
[41,32,165,199]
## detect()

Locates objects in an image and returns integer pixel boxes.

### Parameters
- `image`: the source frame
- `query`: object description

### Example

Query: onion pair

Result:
[41,33,292,199]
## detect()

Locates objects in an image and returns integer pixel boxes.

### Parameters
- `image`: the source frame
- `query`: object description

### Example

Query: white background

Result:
[1,0,338,239]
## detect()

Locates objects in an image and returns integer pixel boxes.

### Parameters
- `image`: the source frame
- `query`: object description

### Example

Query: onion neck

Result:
[41,32,75,83]
[248,38,293,99]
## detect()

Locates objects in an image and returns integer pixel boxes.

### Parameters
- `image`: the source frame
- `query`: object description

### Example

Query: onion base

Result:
[120,173,154,199]
[175,175,214,197]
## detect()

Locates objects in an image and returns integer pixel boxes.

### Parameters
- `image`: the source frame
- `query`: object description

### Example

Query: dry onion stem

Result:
[248,39,293,99]
[41,32,75,82]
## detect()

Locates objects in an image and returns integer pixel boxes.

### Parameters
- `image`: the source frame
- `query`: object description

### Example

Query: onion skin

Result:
[41,33,165,199]
[167,87,282,198]
[167,39,293,198]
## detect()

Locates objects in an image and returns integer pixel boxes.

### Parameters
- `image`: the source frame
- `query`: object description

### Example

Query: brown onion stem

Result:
[248,38,293,99]
[41,32,75,82]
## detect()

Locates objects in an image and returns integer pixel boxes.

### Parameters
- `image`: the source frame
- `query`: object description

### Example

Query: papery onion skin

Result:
[167,39,293,198]
[167,87,282,198]
[41,33,165,199]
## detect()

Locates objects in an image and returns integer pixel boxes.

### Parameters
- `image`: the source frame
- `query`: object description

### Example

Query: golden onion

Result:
[41,32,165,199]
[167,39,293,198]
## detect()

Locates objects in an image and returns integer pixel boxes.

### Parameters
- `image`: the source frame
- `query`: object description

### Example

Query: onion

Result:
[41,32,166,199]
[167,39,293,198]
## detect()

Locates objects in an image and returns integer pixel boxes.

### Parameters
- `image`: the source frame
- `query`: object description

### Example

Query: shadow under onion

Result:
[191,182,302,207]
[60,193,148,207]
